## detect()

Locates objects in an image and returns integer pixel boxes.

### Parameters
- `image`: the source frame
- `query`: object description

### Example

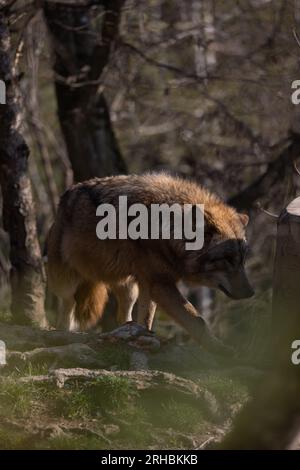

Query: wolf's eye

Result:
[204,260,223,271]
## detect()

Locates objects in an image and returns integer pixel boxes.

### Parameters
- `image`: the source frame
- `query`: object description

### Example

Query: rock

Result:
[7,344,107,369]
[0,322,94,351]
[130,351,149,370]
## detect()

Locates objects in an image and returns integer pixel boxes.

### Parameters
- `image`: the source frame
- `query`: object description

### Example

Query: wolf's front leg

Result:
[150,282,206,342]
[150,281,232,355]
[111,278,139,325]
[137,283,157,330]
[56,297,75,331]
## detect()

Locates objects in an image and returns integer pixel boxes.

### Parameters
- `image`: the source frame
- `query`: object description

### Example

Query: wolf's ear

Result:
[239,213,249,227]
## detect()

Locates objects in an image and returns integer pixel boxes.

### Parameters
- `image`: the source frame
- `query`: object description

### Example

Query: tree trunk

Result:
[220,197,300,449]
[272,198,300,355]
[0,13,46,327]
[43,1,127,182]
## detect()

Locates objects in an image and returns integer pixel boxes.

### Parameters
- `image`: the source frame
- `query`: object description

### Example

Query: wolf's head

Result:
[186,209,254,300]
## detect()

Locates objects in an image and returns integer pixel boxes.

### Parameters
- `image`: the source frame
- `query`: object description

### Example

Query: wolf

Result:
[47,173,253,346]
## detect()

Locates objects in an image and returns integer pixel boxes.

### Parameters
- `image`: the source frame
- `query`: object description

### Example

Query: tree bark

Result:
[220,197,300,449]
[0,13,46,327]
[43,1,127,182]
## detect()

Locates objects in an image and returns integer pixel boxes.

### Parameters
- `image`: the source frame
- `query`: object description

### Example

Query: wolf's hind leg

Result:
[111,279,139,324]
[47,262,80,331]
[137,283,157,330]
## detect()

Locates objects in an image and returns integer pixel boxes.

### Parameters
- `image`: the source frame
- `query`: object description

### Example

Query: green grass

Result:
[0,374,137,420]
[90,376,135,409]
[0,368,250,449]
[0,427,33,450]
[99,344,131,370]
[0,380,38,418]
[160,400,206,433]
[9,362,50,378]
[48,375,137,420]
[201,375,248,412]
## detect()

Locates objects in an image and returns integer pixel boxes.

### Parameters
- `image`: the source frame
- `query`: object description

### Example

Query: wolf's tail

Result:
[74,281,108,330]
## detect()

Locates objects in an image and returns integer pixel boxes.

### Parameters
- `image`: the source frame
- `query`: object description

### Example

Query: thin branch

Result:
[293,29,300,48]
[255,202,279,219]
[121,40,268,86]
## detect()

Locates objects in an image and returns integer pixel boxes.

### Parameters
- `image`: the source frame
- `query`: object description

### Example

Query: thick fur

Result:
[47,173,253,339]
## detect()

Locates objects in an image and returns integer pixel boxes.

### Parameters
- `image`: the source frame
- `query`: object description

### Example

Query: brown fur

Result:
[47,173,253,340]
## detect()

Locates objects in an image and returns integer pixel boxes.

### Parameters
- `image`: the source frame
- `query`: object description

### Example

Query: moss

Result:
[160,400,206,433]
[98,343,131,370]
[201,375,248,408]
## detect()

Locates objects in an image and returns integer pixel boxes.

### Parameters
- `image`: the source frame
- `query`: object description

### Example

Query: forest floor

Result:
[0,321,263,450]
